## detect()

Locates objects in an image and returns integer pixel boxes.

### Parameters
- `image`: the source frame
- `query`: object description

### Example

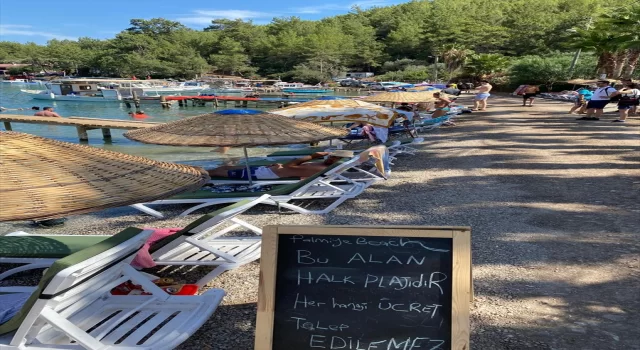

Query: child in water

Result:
[128,110,150,119]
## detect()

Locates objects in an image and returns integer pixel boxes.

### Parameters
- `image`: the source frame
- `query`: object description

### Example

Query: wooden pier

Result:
[0,115,161,142]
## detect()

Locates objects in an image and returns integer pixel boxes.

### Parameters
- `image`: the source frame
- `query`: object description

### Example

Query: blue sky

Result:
[0,0,405,44]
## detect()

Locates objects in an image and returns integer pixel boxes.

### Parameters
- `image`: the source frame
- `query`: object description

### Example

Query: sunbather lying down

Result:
[208,150,354,180]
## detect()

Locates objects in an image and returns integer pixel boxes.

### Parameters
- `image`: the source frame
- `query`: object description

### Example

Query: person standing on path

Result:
[521,85,540,107]
[610,82,639,123]
[473,80,492,111]
[620,79,638,116]
[577,80,616,121]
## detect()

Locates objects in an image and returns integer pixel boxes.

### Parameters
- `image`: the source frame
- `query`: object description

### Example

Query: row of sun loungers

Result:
[0,119,455,348]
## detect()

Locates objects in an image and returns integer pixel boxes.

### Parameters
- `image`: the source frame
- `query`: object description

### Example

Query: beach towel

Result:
[361,145,390,179]
[372,126,389,143]
[131,228,182,269]
[0,293,31,324]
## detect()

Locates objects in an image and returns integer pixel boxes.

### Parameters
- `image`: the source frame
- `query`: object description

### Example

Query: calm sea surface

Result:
[0,83,358,167]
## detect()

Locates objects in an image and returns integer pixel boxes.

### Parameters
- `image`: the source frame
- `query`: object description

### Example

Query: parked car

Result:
[340,79,366,88]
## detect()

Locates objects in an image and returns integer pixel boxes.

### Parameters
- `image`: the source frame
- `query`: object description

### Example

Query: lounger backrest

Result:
[149,194,271,253]
[0,227,151,336]
[0,235,110,259]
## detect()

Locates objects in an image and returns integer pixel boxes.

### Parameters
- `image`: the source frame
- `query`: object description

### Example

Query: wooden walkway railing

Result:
[0,115,161,141]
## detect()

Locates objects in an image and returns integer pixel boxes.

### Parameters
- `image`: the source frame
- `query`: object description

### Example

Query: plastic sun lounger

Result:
[413,115,450,131]
[265,139,423,164]
[132,153,378,218]
[0,228,225,350]
[2,196,269,288]
[207,146,390,187]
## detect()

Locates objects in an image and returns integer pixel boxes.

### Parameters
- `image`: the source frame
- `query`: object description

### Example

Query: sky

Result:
[0,0,405,44]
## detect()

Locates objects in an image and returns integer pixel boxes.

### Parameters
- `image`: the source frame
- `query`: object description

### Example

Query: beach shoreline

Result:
[1,95,638,349]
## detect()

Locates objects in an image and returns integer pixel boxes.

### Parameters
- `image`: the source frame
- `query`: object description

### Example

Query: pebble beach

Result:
[1,95,639,350]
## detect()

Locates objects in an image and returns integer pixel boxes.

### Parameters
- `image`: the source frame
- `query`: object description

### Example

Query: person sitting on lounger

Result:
[207,150,354,180]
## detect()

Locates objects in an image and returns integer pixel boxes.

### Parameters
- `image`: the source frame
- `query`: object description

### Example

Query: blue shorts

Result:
[586,100,609,109]
[227,166,259,180]
[474,93,490,100]
[618,104,633,110]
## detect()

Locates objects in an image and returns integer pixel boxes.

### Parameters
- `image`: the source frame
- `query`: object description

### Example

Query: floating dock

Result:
[0,115,160,142]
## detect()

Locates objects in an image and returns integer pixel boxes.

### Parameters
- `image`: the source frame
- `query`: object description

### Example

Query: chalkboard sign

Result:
[256,225,471,350]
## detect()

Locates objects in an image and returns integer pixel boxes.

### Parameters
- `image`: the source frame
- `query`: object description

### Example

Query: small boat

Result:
[281,88,333,93]
[135,81,210,94]
[2,78,43,85]
[21,78,175,102]
[275,82,332,94]
[217,87,254,93]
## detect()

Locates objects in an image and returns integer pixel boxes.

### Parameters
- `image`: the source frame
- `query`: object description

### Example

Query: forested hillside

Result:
[1,0,637,84]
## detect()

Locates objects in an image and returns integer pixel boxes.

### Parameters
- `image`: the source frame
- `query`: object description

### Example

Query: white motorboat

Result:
[138,81,210,94]
[2,78,43,85]
[216,87,254,93]
[22,79,122,101]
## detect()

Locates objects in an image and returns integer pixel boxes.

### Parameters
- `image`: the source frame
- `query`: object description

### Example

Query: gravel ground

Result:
[1,94,639,349]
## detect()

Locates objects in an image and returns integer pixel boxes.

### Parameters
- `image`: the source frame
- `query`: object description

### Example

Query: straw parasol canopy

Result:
[567,79,597,85]
[270,99,401,127]
[0,131,210,222]
[360,91,439,103]
[567,78,620,85]
[124,112,349,147]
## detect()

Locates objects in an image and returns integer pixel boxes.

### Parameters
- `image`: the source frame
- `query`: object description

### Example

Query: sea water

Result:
[0,84,357,167]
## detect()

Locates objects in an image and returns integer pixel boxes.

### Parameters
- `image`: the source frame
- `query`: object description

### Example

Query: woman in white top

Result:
[610,82,640,123]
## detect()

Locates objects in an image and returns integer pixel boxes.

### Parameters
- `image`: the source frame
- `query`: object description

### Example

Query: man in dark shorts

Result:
[577,80,616,121]
[521,85,539,107]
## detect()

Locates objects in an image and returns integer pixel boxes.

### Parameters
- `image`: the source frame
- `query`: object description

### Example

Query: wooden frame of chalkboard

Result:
[256,225,471,350]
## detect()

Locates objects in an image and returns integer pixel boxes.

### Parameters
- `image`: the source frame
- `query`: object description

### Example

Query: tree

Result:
[304,22,352,76]
[208,38,254,75]
[602,4,640,78]
[510,54,596,89]
[465,54,510,79]
[47,39,83,74]
[569,25,622,77]
[127,18,186,36]
[440,45,473,79]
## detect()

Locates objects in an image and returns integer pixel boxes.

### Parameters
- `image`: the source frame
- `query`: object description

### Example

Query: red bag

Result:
[110,278,199,296]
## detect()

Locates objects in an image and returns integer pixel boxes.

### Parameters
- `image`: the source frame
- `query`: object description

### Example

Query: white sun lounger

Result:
[0,228,225,350]
[132,153,377,218]
[1,196,269,288]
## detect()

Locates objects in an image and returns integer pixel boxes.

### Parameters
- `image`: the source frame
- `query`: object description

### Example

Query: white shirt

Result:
[619,88,640,98]
[394,109,416,121]
[591,86,617,101]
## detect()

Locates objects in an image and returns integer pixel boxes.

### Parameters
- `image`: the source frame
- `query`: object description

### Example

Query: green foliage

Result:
[377,65,440,82]
[465,54,510,79]
[208,38,253,75]
[0,0,635,79]
[509,54,597,88]
[285,64,329,84]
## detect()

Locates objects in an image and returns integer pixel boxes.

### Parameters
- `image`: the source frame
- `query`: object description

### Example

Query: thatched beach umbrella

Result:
[0,131,210,222]
[360,91,439,103]
[124,111,349,184]
[270,99,401,127]
[567,79,597,85]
